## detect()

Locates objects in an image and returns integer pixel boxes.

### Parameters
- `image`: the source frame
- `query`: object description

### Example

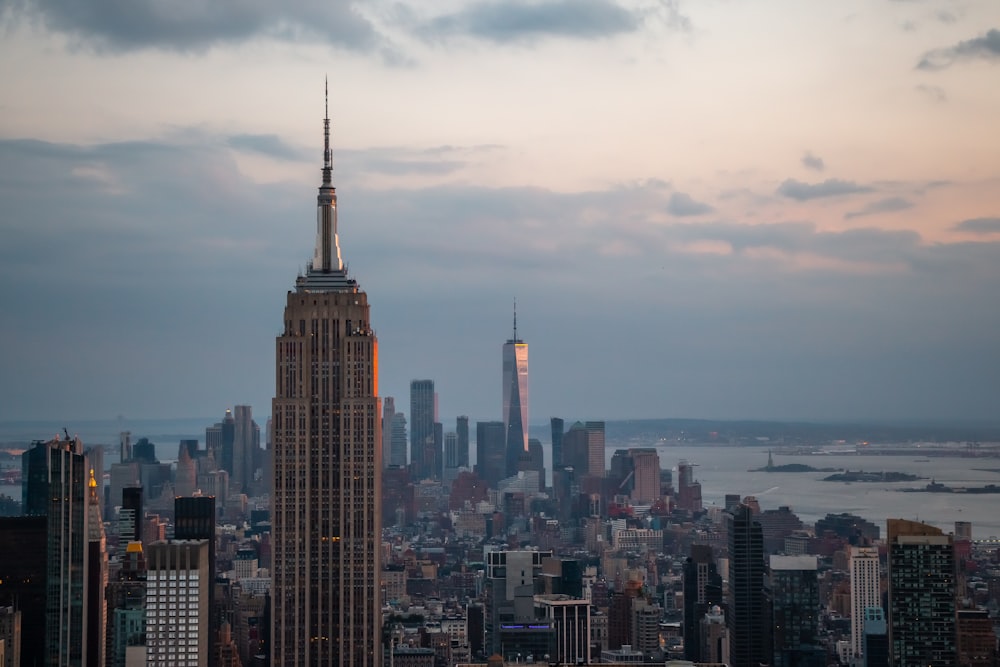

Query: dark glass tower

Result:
[0,516,47,667]
[550,417,564,470]
[456,415,470,469]
[768,555,823,667]
[122,486,143,543]
[45,436,102,666]
[409,379,436,480]
[21,440,50,516]
[727,503,767,667]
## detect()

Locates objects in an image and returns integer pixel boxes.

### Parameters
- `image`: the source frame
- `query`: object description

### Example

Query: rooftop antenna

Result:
[513,298,518,342]
[322,76,332,186]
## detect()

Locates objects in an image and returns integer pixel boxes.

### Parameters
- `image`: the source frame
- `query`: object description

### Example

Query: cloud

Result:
[935,10,957,24]
[2,134,1000,424]
[917,28,1000,70]
[227,134,308,161]
[915,84,947,103]
[844,197,914,220]
[952,217,1000,235]
[776,178,874,201]
[801,151,825,172]
[419,0,641,43]
[338,146,477,177]
[0,0,385,54]
[666,191,713,216]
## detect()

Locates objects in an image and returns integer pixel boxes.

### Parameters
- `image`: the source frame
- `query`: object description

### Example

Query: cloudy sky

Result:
[1,0,998,426]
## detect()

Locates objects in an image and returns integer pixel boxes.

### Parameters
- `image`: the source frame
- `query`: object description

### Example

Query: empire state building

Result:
[271,88,382,667]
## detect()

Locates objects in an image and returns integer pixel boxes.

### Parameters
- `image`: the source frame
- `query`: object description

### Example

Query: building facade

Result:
[145,540,210,667]
[887,519,955,667]
[44,435,105,667]
[271,91,382,667]
[409,380,436,480]
[683,544,723,662]
[727,503,767,667]
[849,546,881,661]
[389,412,408,468]
[769,555,822,667]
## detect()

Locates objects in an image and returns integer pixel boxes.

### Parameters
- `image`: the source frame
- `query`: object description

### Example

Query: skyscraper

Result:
[271,88,382,667]
[43,435,106,667]
[677,459,703,512]
[502,307,528,478]
[389,412,408,468]
[585,421,605,479]
[726,503,767,667]
[629,448,660,504]
[886,519,955,667]
[175,495,217,660]
[683,544,723,662]
[86,469,108,667]
[444,431,460,485]
[849,546,881,661]
[207,409,236,479]
[561,421,605,480]
[550,417,564,470]
[146,540,210,667]
[232,405,259,495]
[120,486,143,543]
[456,415,470,469]
[768,555,822,667]
[409,379,436,480]
[0,516,47,667]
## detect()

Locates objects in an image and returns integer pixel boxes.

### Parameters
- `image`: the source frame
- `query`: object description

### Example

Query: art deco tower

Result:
[502,304,528,478]
[271,87,382,667]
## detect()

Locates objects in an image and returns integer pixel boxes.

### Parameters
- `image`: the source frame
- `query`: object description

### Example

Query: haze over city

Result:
[1,0,999,423]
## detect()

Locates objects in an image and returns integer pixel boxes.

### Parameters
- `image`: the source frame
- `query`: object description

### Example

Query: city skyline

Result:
[2,1,1000,423]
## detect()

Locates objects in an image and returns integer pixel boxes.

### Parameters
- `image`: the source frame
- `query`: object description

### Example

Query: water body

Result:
[645,445,1000,540]
[3,419,999,539]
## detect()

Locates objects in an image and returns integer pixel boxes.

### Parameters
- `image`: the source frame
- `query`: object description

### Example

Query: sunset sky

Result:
[1,0,998,425]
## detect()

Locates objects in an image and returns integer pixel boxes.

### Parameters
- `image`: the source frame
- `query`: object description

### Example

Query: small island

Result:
[749,451,838,473]
[750,463,840,473]
[900,481,1000,494]
[822,470,924,483]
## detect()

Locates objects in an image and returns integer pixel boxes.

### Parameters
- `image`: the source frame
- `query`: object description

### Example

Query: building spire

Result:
[323,76,332,186]
[513,298,518,342]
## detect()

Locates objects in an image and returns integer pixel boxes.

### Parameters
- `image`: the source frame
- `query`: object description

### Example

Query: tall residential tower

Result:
[271,87,382,667]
